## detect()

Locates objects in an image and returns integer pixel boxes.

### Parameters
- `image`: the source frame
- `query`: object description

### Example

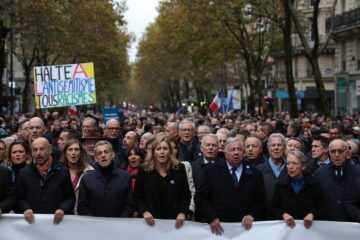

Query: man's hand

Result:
[24,209,35,224]
[242,215,254,230]
[53,209,64,225]
[143,211,155,226]
[282,213,295,228]
[210,218,224,235]
[175,213,185,229]
[303,213,313,229]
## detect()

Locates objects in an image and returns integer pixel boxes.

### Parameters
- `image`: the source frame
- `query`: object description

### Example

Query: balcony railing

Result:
[326,8,360,32]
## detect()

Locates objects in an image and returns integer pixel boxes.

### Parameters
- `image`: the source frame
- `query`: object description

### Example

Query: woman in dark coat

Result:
[271,150,325,229]
[134,134,191,229]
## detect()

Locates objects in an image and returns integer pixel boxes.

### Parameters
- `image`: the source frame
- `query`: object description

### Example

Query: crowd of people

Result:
[0,110,360,235]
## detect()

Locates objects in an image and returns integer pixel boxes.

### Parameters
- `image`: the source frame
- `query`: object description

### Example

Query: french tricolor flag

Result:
[68,105,78,116]
[209,93,222,112]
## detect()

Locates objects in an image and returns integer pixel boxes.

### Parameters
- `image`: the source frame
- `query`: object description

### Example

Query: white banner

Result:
[0,214,359,240]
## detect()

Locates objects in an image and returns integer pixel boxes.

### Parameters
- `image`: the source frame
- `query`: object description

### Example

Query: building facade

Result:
[272,0,336,113]
[328,0,360,114]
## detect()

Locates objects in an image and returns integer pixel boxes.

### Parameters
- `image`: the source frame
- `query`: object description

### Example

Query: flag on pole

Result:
[218,90,233,113]
[209,92,222,112]
[68,105,78,116]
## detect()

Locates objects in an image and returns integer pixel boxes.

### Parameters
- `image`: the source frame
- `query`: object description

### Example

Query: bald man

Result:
[15,137,75,224]
[103,118,123,167]
[315,139,360,221]
[27,117,61,161]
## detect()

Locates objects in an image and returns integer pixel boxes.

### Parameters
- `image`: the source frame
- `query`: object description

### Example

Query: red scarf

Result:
[127,165,138,189]
[36,157,53,175]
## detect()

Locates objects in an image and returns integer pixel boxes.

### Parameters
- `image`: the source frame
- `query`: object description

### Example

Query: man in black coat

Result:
[77,140,133,217]
[191,134,222,189]
[16,137,75,224]
[195,137,266,235]
[315,139,360,221]
[0,165,15,215]
[177,119,199,162]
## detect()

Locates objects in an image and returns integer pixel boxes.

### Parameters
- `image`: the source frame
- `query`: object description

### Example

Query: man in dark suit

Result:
[315,139,360,221]
[191,134,222,189]
[195,137,266,235]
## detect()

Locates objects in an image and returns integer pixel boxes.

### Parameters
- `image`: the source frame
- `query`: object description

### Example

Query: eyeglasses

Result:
[107,127,120,131]
[329,148,347,154]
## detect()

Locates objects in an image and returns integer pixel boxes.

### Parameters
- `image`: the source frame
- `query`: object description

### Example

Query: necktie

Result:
[335,167,342,182]
[231,167,238,186]
[319,162,326,167]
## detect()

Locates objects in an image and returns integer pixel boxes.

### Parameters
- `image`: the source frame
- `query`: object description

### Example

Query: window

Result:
[341,41,346,71]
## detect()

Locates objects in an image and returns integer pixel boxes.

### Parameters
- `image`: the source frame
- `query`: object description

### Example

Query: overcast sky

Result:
[124,0,161,62]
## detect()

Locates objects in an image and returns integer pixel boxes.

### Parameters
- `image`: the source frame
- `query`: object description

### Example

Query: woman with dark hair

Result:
[60,139,93,214]
[271,151,324,229]
[5,140,32,185]
[123,146,145,189]
[134,135,190,229]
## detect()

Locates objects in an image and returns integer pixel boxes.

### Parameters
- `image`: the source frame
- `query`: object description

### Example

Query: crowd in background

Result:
[0,109,360,234]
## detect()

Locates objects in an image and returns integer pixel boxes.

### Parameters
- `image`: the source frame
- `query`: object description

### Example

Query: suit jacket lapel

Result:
[218,160,237,187]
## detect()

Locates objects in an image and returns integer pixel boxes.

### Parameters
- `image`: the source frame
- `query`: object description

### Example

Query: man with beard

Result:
[15,137,75,224]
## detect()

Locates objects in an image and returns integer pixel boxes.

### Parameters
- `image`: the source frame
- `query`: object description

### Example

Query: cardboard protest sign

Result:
[34,63,96,109]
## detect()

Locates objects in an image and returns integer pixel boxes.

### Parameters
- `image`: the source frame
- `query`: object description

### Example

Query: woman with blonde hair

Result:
[134,135,190,229]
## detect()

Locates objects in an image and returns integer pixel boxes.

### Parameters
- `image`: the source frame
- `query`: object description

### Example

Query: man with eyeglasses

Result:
[177,119,199,162]
[257,133,288,212]
[315,139,360,221]
[103,118,124,167]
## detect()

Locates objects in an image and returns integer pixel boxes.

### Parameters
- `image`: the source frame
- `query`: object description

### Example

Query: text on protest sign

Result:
[33,63,96,109]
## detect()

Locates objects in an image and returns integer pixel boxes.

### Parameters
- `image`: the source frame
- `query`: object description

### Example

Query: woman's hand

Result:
[175,213,185,229]
[282,213,295,228]
[143,211,155,226]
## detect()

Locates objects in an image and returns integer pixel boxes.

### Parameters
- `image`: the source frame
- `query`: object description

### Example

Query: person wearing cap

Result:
[15,137,75,224]
[77,140,133,217]
[81,131,104,165]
